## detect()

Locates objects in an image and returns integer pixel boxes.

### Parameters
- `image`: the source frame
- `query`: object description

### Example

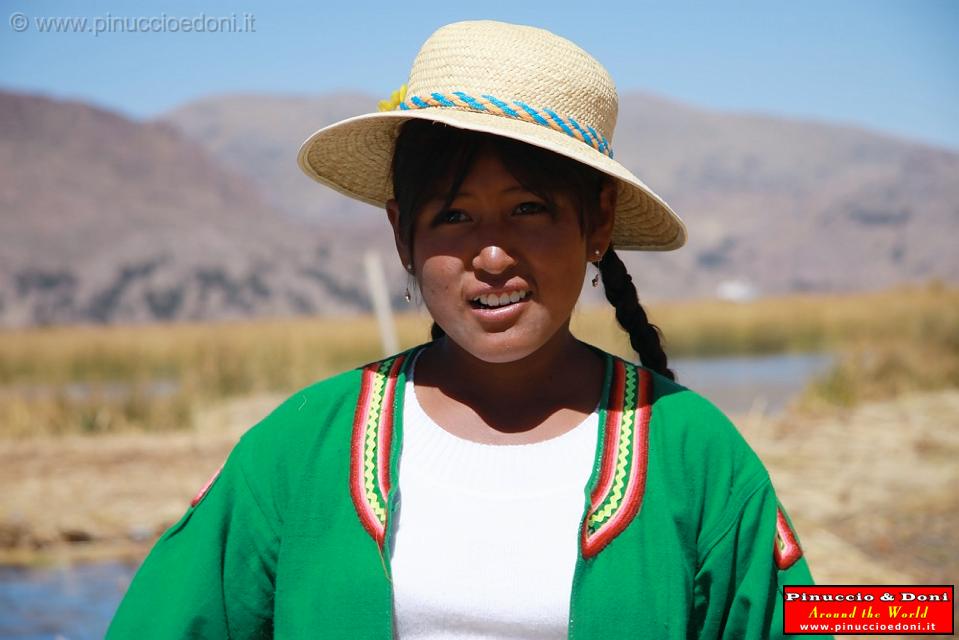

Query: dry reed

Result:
[1,283,955,436]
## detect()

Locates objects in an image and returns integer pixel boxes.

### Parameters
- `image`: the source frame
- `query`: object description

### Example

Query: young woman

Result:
[108,20,820,639]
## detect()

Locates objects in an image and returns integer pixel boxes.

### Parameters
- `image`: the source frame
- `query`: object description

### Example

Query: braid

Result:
[597,249,675,381]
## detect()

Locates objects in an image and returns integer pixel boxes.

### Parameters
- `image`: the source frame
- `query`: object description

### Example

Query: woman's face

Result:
[387,148,614,364]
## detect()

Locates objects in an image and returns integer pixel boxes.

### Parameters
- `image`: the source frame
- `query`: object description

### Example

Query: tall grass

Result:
[798,293,959,408]
[574,282,958,358]
[0,314,431,436]
[1,283,955,435]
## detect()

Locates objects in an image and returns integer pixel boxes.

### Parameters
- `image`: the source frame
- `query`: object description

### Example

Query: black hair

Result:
[390,119,674,381]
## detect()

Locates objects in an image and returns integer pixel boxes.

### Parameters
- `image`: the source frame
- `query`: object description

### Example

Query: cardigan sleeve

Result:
[106,441,279,639]
[692,475,830,640]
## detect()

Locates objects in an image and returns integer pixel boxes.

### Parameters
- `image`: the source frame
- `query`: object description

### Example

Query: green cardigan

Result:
[108,344,821,639]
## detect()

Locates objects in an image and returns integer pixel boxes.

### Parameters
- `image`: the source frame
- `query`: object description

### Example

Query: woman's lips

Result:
[469,289,531,309]
[467,289,532,323]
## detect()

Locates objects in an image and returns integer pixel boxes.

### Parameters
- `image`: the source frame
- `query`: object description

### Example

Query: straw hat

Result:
[297,20,686,251]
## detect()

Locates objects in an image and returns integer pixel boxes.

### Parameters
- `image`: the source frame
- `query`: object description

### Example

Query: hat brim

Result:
[297,108,687,251]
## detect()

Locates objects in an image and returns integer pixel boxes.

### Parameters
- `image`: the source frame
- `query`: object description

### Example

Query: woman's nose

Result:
[472,244,517,274]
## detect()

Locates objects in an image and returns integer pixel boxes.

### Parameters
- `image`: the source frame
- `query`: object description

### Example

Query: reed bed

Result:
[0,314,429,436]
[574,282,958,358]
[1,283,955,436]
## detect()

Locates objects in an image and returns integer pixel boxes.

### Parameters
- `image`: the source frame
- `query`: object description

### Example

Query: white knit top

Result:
[390,367,599,639]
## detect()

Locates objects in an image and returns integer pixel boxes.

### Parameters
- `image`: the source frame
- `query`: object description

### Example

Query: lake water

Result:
[0,351,833,639]
[0,562,136,640]
[671,352,833,416]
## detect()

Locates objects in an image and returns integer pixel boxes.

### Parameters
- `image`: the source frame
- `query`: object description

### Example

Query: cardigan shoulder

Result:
[226,363,369,533]
[235,343,423,456]
[238,364,365,451]
[227,347,422,533]
[648,368,766,473]
[641,364,771,548]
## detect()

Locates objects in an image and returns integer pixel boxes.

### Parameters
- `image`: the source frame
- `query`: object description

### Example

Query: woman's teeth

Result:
[472,290,530,308]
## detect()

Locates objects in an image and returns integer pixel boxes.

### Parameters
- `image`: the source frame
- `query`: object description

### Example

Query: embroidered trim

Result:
[398,91,614,158]
[349,350,650,556]
[581,360,651,557]
[190,462,224,507]
[350,354,406,547]
[774,507,803,569]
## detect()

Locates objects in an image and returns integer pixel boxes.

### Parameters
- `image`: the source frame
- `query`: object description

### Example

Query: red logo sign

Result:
[783,585,954,635]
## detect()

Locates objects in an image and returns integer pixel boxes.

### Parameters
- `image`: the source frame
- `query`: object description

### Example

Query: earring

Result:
[403,262,414,302]
[591,249,602,287]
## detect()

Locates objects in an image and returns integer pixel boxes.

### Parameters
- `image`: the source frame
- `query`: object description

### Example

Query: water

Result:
[0,352,833,639]
[0,562,137,640]
[671,352,834,416]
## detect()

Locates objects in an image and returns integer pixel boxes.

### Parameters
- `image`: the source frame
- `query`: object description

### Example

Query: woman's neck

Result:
[414,328,604,435]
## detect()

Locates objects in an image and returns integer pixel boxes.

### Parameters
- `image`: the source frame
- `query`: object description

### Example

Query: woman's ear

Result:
[386,199,413,272]
[589,179,617,256]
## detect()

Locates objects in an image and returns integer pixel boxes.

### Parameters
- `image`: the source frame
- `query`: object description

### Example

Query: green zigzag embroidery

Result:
[362,357,394,526]
[588,364,638,531]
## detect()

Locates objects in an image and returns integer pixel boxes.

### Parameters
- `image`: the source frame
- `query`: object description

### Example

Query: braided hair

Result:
[393,120,673,380]
[597,250,674,380]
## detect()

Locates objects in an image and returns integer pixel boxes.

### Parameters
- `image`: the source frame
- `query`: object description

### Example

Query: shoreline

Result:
[0,393,283,568]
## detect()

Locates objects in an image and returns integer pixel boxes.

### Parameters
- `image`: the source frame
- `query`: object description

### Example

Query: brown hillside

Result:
[0,91,380,327]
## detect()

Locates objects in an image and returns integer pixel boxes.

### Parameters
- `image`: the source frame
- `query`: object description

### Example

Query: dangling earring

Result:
[591,249,602,287]
[591,271,600,288]
[404,263,413,302]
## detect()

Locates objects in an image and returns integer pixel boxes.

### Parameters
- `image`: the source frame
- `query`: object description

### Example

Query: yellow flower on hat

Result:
[377,84,407,112]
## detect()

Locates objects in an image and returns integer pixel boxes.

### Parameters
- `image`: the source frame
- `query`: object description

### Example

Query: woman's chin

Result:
[441,323,568,366]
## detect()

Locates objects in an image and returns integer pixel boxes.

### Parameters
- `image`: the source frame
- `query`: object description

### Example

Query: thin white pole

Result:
[364,250,399,357]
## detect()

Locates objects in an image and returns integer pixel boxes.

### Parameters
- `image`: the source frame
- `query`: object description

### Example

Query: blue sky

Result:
[2,0,957,149]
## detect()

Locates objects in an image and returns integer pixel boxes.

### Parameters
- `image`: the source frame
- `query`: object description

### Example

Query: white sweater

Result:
[390,374,599,639]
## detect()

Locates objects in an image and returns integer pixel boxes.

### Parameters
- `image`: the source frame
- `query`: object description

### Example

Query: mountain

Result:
[164,92,959,299]
[163,92,375,227]
[0,91,389,327]
[2,87,957,328]
[613,93,959,295]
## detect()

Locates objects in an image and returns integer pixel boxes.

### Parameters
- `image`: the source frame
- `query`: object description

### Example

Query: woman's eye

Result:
[514,202,549,215]
[433,209,470,225]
